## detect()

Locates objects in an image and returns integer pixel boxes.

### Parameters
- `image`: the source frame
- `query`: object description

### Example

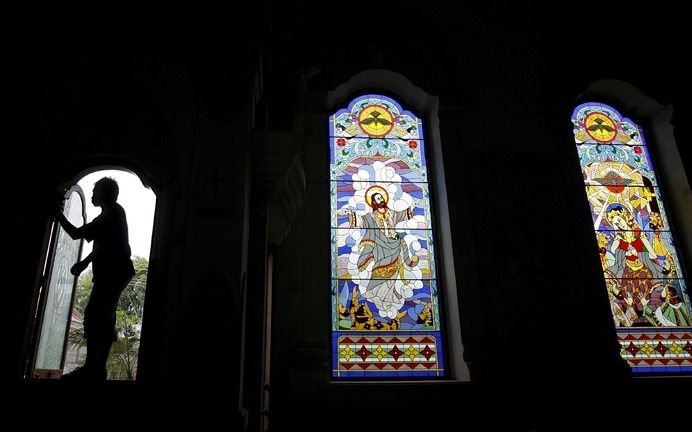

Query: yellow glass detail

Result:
[358,104,394,137]
[340,345,354,361]
[640,342,654,357]
[584,112,617,142]
[405,345,420,360]
[373,345,387,361]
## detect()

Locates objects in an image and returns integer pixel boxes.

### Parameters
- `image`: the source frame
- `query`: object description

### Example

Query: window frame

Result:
[327,72,470,382]
[573,83,692,376]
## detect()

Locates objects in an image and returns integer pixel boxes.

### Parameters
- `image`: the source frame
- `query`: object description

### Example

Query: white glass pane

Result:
[35,190,84,371]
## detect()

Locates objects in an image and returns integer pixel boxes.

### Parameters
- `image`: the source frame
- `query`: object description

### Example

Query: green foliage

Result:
[66,325,86,351]
[108,310,141,380]
[74,269,93,315]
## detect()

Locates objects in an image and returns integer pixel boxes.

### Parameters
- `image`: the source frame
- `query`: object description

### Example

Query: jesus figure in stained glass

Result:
[339,185,420,320]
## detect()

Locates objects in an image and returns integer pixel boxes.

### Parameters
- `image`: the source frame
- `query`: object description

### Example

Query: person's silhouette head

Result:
[92,177,119,207]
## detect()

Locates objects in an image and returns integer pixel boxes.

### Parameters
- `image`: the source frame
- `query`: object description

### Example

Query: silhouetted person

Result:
[56,177,135,381]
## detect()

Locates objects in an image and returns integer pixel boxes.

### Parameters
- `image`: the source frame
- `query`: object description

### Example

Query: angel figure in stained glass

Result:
[606,204,666,323]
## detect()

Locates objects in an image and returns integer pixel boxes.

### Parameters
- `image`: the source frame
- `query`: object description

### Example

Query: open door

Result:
[30,186,86,378]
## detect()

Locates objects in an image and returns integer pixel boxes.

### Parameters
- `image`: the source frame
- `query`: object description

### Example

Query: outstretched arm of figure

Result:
[410,201,420,218]
[392,201,419,225]
[610,238,621,254]
[338,208,360,228]
[55,208,83,240]
[53,183,86,240]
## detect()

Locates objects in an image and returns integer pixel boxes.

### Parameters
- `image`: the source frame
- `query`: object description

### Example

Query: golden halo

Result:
[365,185,389,206]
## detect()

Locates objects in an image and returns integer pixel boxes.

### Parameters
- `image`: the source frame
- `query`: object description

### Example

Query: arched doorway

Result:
[28,168,156,380]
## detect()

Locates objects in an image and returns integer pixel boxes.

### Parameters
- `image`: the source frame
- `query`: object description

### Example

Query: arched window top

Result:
[330,93,447,379]
[571,101,692,375]
[29,167,156,380]
[573,102,645,146]
[572,102,660,188]
[330,93,427,182]
[332,94,423,139]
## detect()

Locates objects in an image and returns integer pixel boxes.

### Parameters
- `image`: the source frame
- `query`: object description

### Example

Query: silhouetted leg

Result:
[80,277,130,381]
[93,336,111,380]
[80,296,111,380]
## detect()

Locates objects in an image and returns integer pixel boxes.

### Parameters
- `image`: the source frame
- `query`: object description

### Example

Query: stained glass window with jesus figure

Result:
[330,94,446,378]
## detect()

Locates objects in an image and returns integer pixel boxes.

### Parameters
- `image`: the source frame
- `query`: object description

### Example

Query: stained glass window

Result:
[330,94,445,378]
[572,102,692,374]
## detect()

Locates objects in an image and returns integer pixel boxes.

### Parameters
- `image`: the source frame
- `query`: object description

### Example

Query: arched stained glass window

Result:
[330,94,445,378]
[572,102,692,374]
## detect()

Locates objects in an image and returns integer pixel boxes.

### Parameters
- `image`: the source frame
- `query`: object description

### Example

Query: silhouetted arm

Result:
[71,252,93,276]
[55,206,104,242]
[55,210,82,240]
